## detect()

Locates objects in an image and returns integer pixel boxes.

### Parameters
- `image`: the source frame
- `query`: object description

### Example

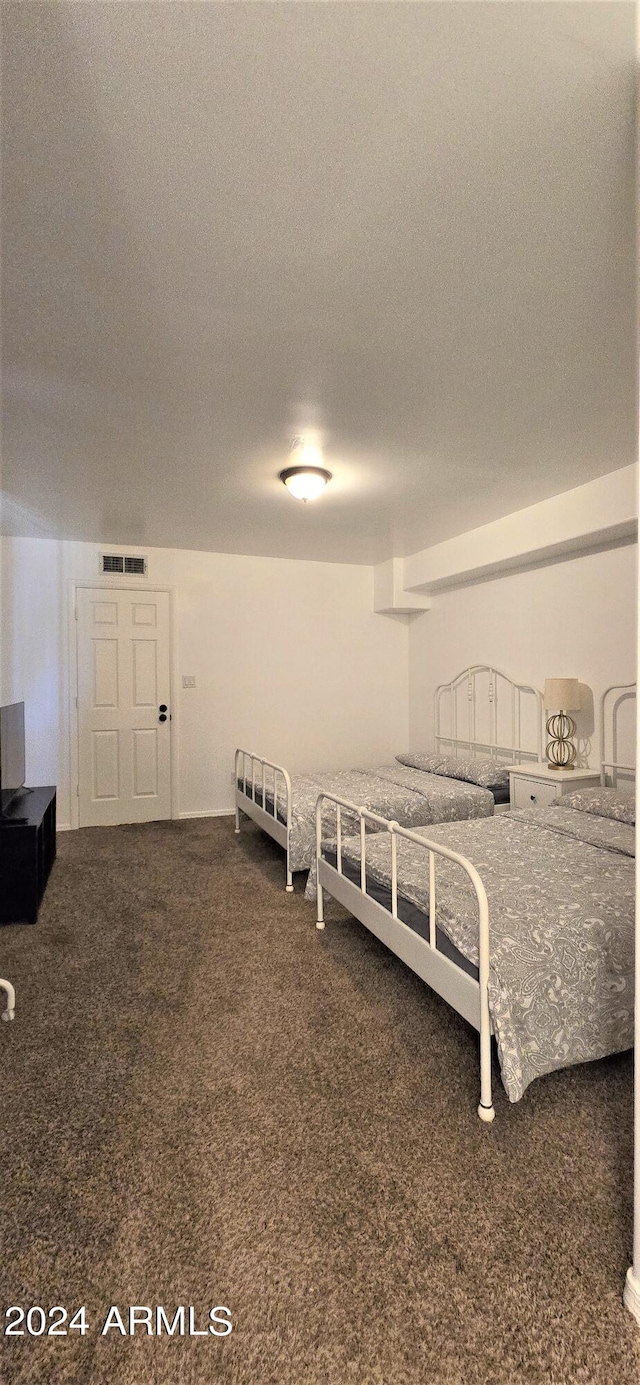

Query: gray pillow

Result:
[396,751,510,791]
[549,785,635,826]
[396,751,452,776]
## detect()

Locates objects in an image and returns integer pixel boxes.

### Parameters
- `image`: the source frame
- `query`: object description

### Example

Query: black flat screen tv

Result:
[0,702,26,815]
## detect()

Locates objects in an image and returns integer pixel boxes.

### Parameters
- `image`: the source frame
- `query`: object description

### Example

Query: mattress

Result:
[323,847,478,981]
[237,779,509,814]
[237,763,498,875]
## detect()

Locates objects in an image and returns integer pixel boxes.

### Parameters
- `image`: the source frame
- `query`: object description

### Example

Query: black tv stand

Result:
[0,786,56,924]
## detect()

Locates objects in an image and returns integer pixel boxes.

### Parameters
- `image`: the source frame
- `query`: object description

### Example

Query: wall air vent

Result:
[124,555,147,575]
[100,554,148,576]
[101,554,124,574]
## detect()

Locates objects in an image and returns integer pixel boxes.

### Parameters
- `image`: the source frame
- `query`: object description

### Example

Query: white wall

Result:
[408,541,637,765]
[3,532,635,831]
[403,465,637,594]
[1,538,410,829]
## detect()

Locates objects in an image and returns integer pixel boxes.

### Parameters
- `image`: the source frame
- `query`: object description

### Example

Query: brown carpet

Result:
[0,816,638,1385]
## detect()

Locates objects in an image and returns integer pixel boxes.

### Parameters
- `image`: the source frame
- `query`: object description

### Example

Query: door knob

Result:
[158,713,167,723]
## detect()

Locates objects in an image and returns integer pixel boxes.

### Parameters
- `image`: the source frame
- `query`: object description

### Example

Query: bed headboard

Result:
[435,665,543,766]
[599,683,636,786]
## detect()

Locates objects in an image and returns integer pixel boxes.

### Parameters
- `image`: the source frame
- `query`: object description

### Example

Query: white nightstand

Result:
[507,763,601,812]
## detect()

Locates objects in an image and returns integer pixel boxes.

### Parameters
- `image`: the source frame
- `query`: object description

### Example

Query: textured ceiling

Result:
[2,1,637,564]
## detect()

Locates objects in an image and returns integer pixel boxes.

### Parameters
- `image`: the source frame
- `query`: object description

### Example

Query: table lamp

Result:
[543,678,580,769]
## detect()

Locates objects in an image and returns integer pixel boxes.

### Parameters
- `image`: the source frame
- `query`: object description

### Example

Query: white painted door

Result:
[77,588,172,827]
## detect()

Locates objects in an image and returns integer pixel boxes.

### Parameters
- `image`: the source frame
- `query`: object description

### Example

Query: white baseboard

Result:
[57,810,234,831]
[624,1266,640,1325]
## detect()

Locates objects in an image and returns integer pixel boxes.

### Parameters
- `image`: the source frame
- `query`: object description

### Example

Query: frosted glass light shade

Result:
[544,678,580,711]
[279,466,332,502]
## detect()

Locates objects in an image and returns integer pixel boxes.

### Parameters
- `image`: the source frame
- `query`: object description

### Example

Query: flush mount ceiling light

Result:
[279,465,332,501]
[279,437,332,502]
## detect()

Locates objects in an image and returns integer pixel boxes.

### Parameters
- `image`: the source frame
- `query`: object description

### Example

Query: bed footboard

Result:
[0,977,15,1022]
[234,749,294,891]
[315,793,494,1123]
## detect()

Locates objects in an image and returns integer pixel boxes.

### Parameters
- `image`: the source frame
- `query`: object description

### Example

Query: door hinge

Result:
[74,607,78,620]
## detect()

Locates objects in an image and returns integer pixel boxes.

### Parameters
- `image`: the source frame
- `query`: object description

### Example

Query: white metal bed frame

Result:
[599,682,636,786]
[599,683,637,1325]
[235,666,545,889]
[234,749,294,891]
[314,682,636,1124]
[435,664,543,767]
[315,794,495,1123]
[0,978,15,1022]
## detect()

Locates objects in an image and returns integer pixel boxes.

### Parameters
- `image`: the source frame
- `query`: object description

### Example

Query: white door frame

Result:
[67,580,179,830]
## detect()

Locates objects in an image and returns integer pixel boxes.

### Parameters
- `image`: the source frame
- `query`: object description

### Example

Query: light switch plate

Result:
[182,675,196,688]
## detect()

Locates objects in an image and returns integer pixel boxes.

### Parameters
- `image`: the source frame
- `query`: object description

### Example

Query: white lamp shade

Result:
[544,678,580,711]
[283,470,329,501]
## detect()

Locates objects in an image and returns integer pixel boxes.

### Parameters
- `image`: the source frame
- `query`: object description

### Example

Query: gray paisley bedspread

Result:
[244,764,494,875]
[322,806,635,1103]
